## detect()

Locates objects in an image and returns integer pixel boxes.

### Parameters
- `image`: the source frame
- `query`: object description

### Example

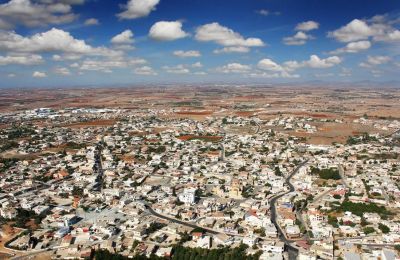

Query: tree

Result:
[378,223,390,234]
[363,227,375,234]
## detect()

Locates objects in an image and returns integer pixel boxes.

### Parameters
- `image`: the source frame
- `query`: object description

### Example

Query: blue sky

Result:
[0,0,399,87]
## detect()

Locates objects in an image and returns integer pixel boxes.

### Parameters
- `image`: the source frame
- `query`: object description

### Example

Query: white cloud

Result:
[281,55,342,70]
[256,9,269,16]
[330,40,371,54]
[195,22,265,48]
[295,21,319,31]
[329,17,400,43]
[173,50,201,58]
[117,0,160,20]
[0,28,123,57]
[328,19,373,42]
[216,63,251,73]
[255,58,299,78]
[249,71,299,79]
[78,57,147,72]
[255,9,280,16]
[33,71,47,78]
[213,46,250,54]
[257,59,285,72]
[84,18,99,26]
[149,21,188,41]
[283,31,313,45]
[191,62,202,68]
[0,54,43,65]
[314,73,334,78]
[8,73,16,77]
[304,55,342,68]
[134,66,157,75]
[194,71,207,75]
[359,55,391,68]
[52,53,82,61]
[0,0,78,29]
[163,64,190,74]
[111,30,134,44]
[54,67,71,75]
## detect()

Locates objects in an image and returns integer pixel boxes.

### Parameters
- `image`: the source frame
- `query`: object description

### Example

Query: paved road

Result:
[337,164,350,189]
[269,160,308,260]
[144,203,244,238]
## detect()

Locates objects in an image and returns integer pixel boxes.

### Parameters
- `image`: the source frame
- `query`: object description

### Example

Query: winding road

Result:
[269,160,308,260]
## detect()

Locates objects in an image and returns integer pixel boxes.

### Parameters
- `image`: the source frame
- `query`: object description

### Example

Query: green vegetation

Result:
[147,145,166,154]
[95,244,262,260]
[2,126,36,140]
[72,186,84,197]
[95,249,162,260]
[241,185,254,198]
[311,167,341,180]
[13,209,46,229]
[328,215,339,228]
[378,223,390,233]
[172,244,261,260]
[363,227,375,234]
[0,141,18,152]
[65,142,86,149]
[146,222,167,234]
[346,133,378,145]
[337,201,391,217]
[0,157,19,171]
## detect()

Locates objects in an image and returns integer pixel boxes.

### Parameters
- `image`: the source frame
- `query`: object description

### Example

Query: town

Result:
[0,98,399,260]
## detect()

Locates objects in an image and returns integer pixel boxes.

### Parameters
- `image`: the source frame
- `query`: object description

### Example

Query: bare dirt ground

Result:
[1,86,399,146]
[0,224,24,258]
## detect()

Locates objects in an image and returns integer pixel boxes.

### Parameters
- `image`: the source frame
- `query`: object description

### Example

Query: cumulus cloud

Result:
[328,19,374,42]
[330,40,371,54]
[111,30,134,44]
[282,55,342,69]
[0,0,79,29]
[134,66,157,75]
[359,55,391,68]
[173,50,201,58]
[149,21,188,41]
[78,57,147,72]
[256,58,299,78]
[328,17,400,43]
[191,62,202,68]
[283,31,313,45]
[295,21,319,31]
[249,71,299,79]
[162,64,190,74]
[54,67,71,75]
[84,18,99,26]
[117,0,160,20]
[304,55,342,68]
[0,54,43,65]
[0,28,123,57]
[216,63,251,73]
[33,71,47,78]
[213,46,250,54]
[195,22,265,48]
[257,59,285,72]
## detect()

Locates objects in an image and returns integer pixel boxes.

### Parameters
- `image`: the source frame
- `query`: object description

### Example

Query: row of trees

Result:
[94,244,262,260]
